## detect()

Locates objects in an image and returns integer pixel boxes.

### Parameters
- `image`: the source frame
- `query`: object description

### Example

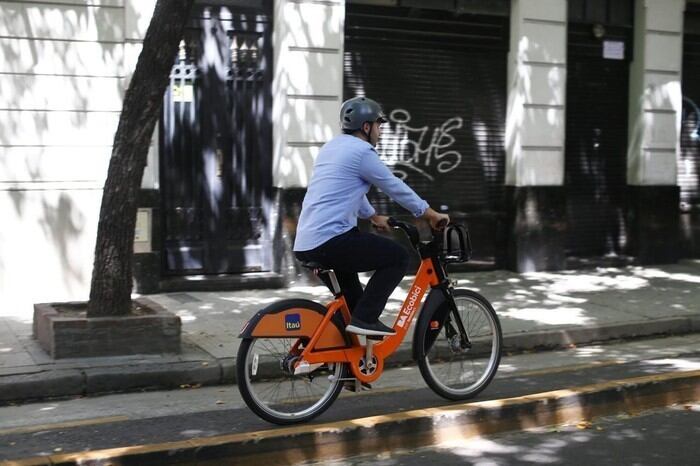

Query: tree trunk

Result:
[87,0,194,317]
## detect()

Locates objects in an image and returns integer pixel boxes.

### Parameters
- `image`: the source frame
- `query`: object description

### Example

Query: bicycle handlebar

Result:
[387,217,420,247]
[387,216,471,264]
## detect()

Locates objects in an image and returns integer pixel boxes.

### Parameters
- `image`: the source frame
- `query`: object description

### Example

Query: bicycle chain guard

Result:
[359,355,379,375]
[350,352,384,383]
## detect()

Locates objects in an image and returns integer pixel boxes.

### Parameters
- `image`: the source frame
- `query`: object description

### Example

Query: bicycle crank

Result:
[359,355,379,375]
[349,342,385,384]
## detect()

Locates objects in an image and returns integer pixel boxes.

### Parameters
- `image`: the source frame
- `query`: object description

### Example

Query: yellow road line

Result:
[0,416,129,436]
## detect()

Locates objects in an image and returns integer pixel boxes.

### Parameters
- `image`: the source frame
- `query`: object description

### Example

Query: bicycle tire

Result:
[416,288,502,401]
[237,335,347,425]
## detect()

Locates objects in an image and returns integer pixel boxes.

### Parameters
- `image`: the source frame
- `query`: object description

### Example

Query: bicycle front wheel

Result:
[417,289,502,400]
[237,336,346,425]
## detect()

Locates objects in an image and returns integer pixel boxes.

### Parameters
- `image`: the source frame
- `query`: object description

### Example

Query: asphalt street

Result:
[1,334,699,461]
[299,403,700,466]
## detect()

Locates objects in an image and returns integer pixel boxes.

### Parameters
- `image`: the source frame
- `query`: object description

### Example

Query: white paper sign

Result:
[134,210,150,243]
[173,84,194,102]
[603,40,625,60]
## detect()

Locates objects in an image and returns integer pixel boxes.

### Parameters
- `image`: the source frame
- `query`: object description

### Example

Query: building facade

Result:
[1,0,698,317]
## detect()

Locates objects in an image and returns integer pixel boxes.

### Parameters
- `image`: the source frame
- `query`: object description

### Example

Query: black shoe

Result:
[345,317,396,336]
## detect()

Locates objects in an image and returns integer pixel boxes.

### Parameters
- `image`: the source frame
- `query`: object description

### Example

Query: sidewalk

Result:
[1,260,699,404]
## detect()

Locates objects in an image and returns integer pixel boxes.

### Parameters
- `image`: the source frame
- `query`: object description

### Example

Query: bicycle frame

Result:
[296,256,441,384]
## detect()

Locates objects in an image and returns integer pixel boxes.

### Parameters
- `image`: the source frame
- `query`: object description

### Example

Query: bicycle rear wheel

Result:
[417,289,502,400]
[237,336,346,425]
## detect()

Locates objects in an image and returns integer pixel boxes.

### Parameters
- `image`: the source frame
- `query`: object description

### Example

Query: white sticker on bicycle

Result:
[252,353,259,376]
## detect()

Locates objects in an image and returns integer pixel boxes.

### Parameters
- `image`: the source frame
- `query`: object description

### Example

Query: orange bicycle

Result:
[237,219,502,424]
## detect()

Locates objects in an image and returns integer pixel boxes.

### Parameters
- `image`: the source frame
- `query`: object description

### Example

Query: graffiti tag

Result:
[378,109,463,182]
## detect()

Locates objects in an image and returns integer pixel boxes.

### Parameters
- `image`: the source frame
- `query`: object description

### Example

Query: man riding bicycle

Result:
[294,96,450,337]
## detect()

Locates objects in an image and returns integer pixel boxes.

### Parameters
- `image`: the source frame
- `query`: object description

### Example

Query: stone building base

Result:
[627,186,681,264]
[503,186,567,273]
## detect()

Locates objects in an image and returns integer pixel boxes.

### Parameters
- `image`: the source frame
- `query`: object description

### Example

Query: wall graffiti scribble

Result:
[378,109,463,181]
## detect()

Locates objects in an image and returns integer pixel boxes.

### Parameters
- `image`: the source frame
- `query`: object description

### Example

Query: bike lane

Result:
[1,335,699,464]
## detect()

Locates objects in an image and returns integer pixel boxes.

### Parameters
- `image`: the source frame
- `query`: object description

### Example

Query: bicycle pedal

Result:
[293,361,323,375]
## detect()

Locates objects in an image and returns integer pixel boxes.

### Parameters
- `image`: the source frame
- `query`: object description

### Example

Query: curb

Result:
[0,370,84,403]
[501,316,698,351]
[1,317,698,404]
[83,361,222,394]
[0,360,223,405]
[5,370,700,466]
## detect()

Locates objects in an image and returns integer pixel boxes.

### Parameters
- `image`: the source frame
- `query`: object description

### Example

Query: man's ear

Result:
[362,121,372,134]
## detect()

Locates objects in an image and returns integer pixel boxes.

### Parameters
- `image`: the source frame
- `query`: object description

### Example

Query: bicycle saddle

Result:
[301,261,340,295]
[300,261,332,273]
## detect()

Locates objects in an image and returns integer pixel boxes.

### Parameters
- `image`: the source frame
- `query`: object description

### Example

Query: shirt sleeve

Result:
[358,148,430,217]
[358,195,376,219]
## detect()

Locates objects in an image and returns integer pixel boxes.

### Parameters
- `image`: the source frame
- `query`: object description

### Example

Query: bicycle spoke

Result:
[421,291,501,399]
[241,336,344,422]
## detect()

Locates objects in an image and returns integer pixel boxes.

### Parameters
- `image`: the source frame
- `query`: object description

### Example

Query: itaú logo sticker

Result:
[397,285,422,328]
[285,313,301,331]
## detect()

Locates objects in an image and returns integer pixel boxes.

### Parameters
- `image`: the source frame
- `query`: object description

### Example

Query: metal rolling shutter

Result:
[565,23,631,257]
[681,7,700,258]
[343,4,508,264]
[681,27,700,209]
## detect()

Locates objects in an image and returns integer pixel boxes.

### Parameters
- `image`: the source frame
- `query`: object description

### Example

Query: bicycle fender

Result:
[412,288,452,360]
[238,299,350,350]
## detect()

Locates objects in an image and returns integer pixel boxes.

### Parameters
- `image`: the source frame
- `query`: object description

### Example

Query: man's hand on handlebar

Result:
[422,207,450,231]
[370,214,392,232]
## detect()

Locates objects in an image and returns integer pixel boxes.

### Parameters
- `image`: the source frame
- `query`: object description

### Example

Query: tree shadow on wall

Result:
[0,2,128,311]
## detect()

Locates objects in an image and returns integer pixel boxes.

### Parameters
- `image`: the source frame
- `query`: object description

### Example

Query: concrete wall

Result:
[627,0,686,185]
[0,0,347,316]
[0,0,694,316]
[0,0,153,317]
[505,0,567,186]
[272,0,345,188]
[125,0,159,190]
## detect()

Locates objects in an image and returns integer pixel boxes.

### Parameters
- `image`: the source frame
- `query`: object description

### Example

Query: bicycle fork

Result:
[443,287,472,350]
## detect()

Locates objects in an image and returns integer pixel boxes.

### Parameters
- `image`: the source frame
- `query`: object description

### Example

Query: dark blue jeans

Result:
[295,228,410,323]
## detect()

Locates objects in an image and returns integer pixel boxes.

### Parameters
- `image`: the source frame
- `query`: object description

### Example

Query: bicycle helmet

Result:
[339,96,387,131]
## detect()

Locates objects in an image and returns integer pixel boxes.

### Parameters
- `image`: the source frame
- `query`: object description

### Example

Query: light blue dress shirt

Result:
[293,134,430,252]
